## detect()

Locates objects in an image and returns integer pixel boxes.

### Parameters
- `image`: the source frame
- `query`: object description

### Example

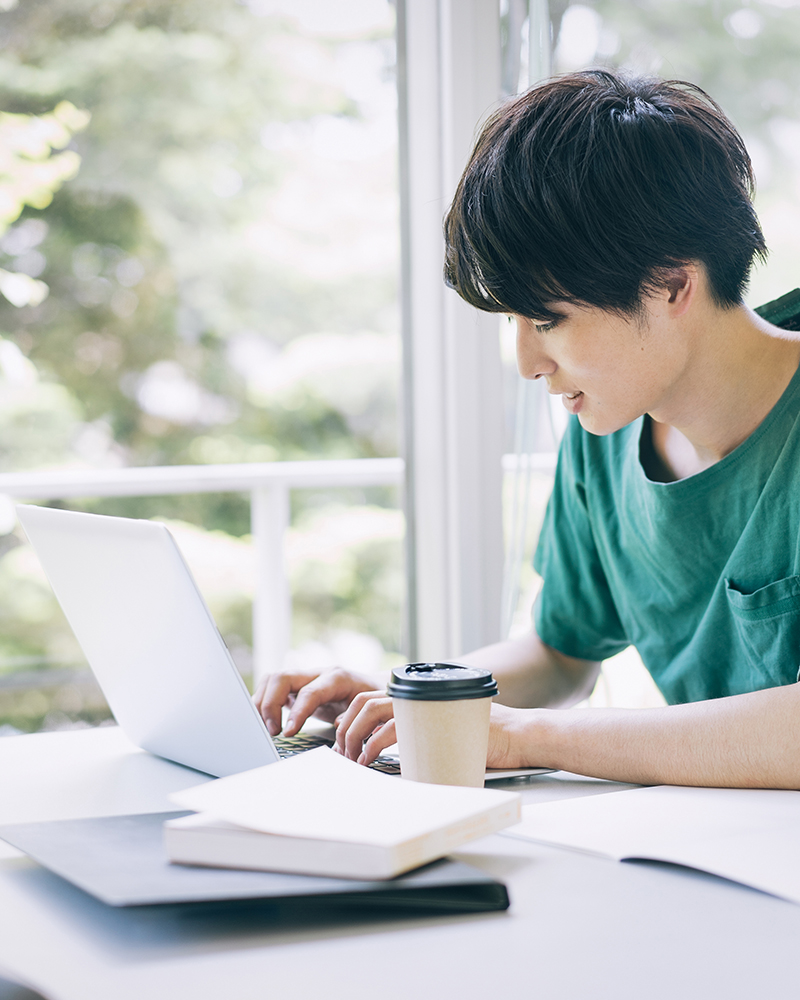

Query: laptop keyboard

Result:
[273,733,401,775]
[273,733,333,757]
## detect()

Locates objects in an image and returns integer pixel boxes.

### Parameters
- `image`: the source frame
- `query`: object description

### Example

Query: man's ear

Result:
[663,266,697,316]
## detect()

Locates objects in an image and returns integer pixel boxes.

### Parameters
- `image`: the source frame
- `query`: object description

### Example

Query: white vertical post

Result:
[528,0,552,83]
[397,0,505,662]
[251,484,291,683]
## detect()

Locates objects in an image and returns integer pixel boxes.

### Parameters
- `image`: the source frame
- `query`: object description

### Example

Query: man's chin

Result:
[577,412,635,437]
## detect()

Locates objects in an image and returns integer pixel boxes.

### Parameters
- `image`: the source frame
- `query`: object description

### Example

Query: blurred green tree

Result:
[0,1,404,734]
[0,0,399,537]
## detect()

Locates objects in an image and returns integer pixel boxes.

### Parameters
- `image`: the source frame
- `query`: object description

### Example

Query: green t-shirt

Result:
[533,363,800,705]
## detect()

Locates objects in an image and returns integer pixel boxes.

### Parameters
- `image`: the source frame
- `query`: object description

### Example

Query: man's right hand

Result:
[252,667,382,738]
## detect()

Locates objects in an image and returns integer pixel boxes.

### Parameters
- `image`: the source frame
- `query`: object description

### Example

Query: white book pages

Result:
[501,784,800,903]
[171,747,521,848]
[164,813,398,879]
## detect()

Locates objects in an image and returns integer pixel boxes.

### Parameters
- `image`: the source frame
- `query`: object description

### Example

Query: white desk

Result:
[1,727,798,1000]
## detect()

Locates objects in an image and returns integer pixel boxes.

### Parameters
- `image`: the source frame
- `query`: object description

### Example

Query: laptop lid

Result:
[16,504,279,778]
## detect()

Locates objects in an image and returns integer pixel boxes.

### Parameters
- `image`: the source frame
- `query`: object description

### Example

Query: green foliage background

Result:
[0,0,403,732]
[0,0,399,493]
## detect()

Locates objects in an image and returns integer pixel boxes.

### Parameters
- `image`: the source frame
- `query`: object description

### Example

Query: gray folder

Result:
[0,811,509,914]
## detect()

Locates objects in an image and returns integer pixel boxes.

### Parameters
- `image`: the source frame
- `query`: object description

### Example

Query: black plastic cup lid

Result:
[387,662,498,701]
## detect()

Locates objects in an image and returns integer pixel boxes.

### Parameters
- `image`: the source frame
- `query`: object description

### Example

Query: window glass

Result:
[0,0,401,734]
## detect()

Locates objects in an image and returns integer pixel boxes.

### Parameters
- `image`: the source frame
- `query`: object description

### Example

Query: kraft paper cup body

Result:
[388,663,497,788]
[392,696,492,787]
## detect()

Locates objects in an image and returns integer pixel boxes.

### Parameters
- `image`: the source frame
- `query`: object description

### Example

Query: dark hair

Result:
[444,70,767,319]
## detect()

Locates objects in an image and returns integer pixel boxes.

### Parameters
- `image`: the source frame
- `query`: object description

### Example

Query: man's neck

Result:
[649,304,800,482]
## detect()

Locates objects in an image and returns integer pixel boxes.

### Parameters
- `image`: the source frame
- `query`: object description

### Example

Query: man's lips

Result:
[556,390,584,415]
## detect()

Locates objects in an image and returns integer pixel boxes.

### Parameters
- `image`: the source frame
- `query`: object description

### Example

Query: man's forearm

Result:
[507,682,800,788]
[457,632,600,709]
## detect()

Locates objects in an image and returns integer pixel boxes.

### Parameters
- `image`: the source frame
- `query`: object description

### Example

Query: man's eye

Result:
[534,321,557,333]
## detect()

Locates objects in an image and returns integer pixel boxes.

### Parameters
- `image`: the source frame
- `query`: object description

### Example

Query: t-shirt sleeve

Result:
[533,419,630,662]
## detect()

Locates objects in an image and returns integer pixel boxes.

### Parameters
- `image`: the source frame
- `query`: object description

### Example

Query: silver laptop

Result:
[16,504,552,781]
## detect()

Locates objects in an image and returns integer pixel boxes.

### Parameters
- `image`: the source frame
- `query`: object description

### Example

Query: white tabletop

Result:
[1,727,798,1000]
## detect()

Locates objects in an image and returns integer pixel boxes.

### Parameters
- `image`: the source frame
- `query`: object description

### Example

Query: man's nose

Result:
[516,323,556,381]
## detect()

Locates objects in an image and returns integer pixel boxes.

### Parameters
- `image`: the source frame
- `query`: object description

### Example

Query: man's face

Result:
[515,298,690,437]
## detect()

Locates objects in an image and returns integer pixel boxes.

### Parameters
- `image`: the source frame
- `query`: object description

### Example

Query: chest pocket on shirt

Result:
[725,576,800,686]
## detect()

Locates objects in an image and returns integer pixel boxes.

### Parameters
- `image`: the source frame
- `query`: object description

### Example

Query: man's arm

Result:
[333,631,600,762]
[492,681,800,788]
[253,628,600,758]
[455,631,600,709]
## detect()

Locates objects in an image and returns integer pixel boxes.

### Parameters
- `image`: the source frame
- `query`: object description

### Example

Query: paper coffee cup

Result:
[387,663,498,787]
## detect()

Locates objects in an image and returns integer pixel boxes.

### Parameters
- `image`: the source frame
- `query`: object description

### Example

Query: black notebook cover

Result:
[0,811,509,914]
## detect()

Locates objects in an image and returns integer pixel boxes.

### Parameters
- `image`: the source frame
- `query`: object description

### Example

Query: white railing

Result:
[0,458,405,681]
[0,452,558,683]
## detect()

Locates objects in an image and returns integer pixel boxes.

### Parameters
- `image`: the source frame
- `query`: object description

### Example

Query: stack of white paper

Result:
[166,747,521,880]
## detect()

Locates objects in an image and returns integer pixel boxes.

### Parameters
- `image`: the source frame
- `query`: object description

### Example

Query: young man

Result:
[254,70,800,788]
